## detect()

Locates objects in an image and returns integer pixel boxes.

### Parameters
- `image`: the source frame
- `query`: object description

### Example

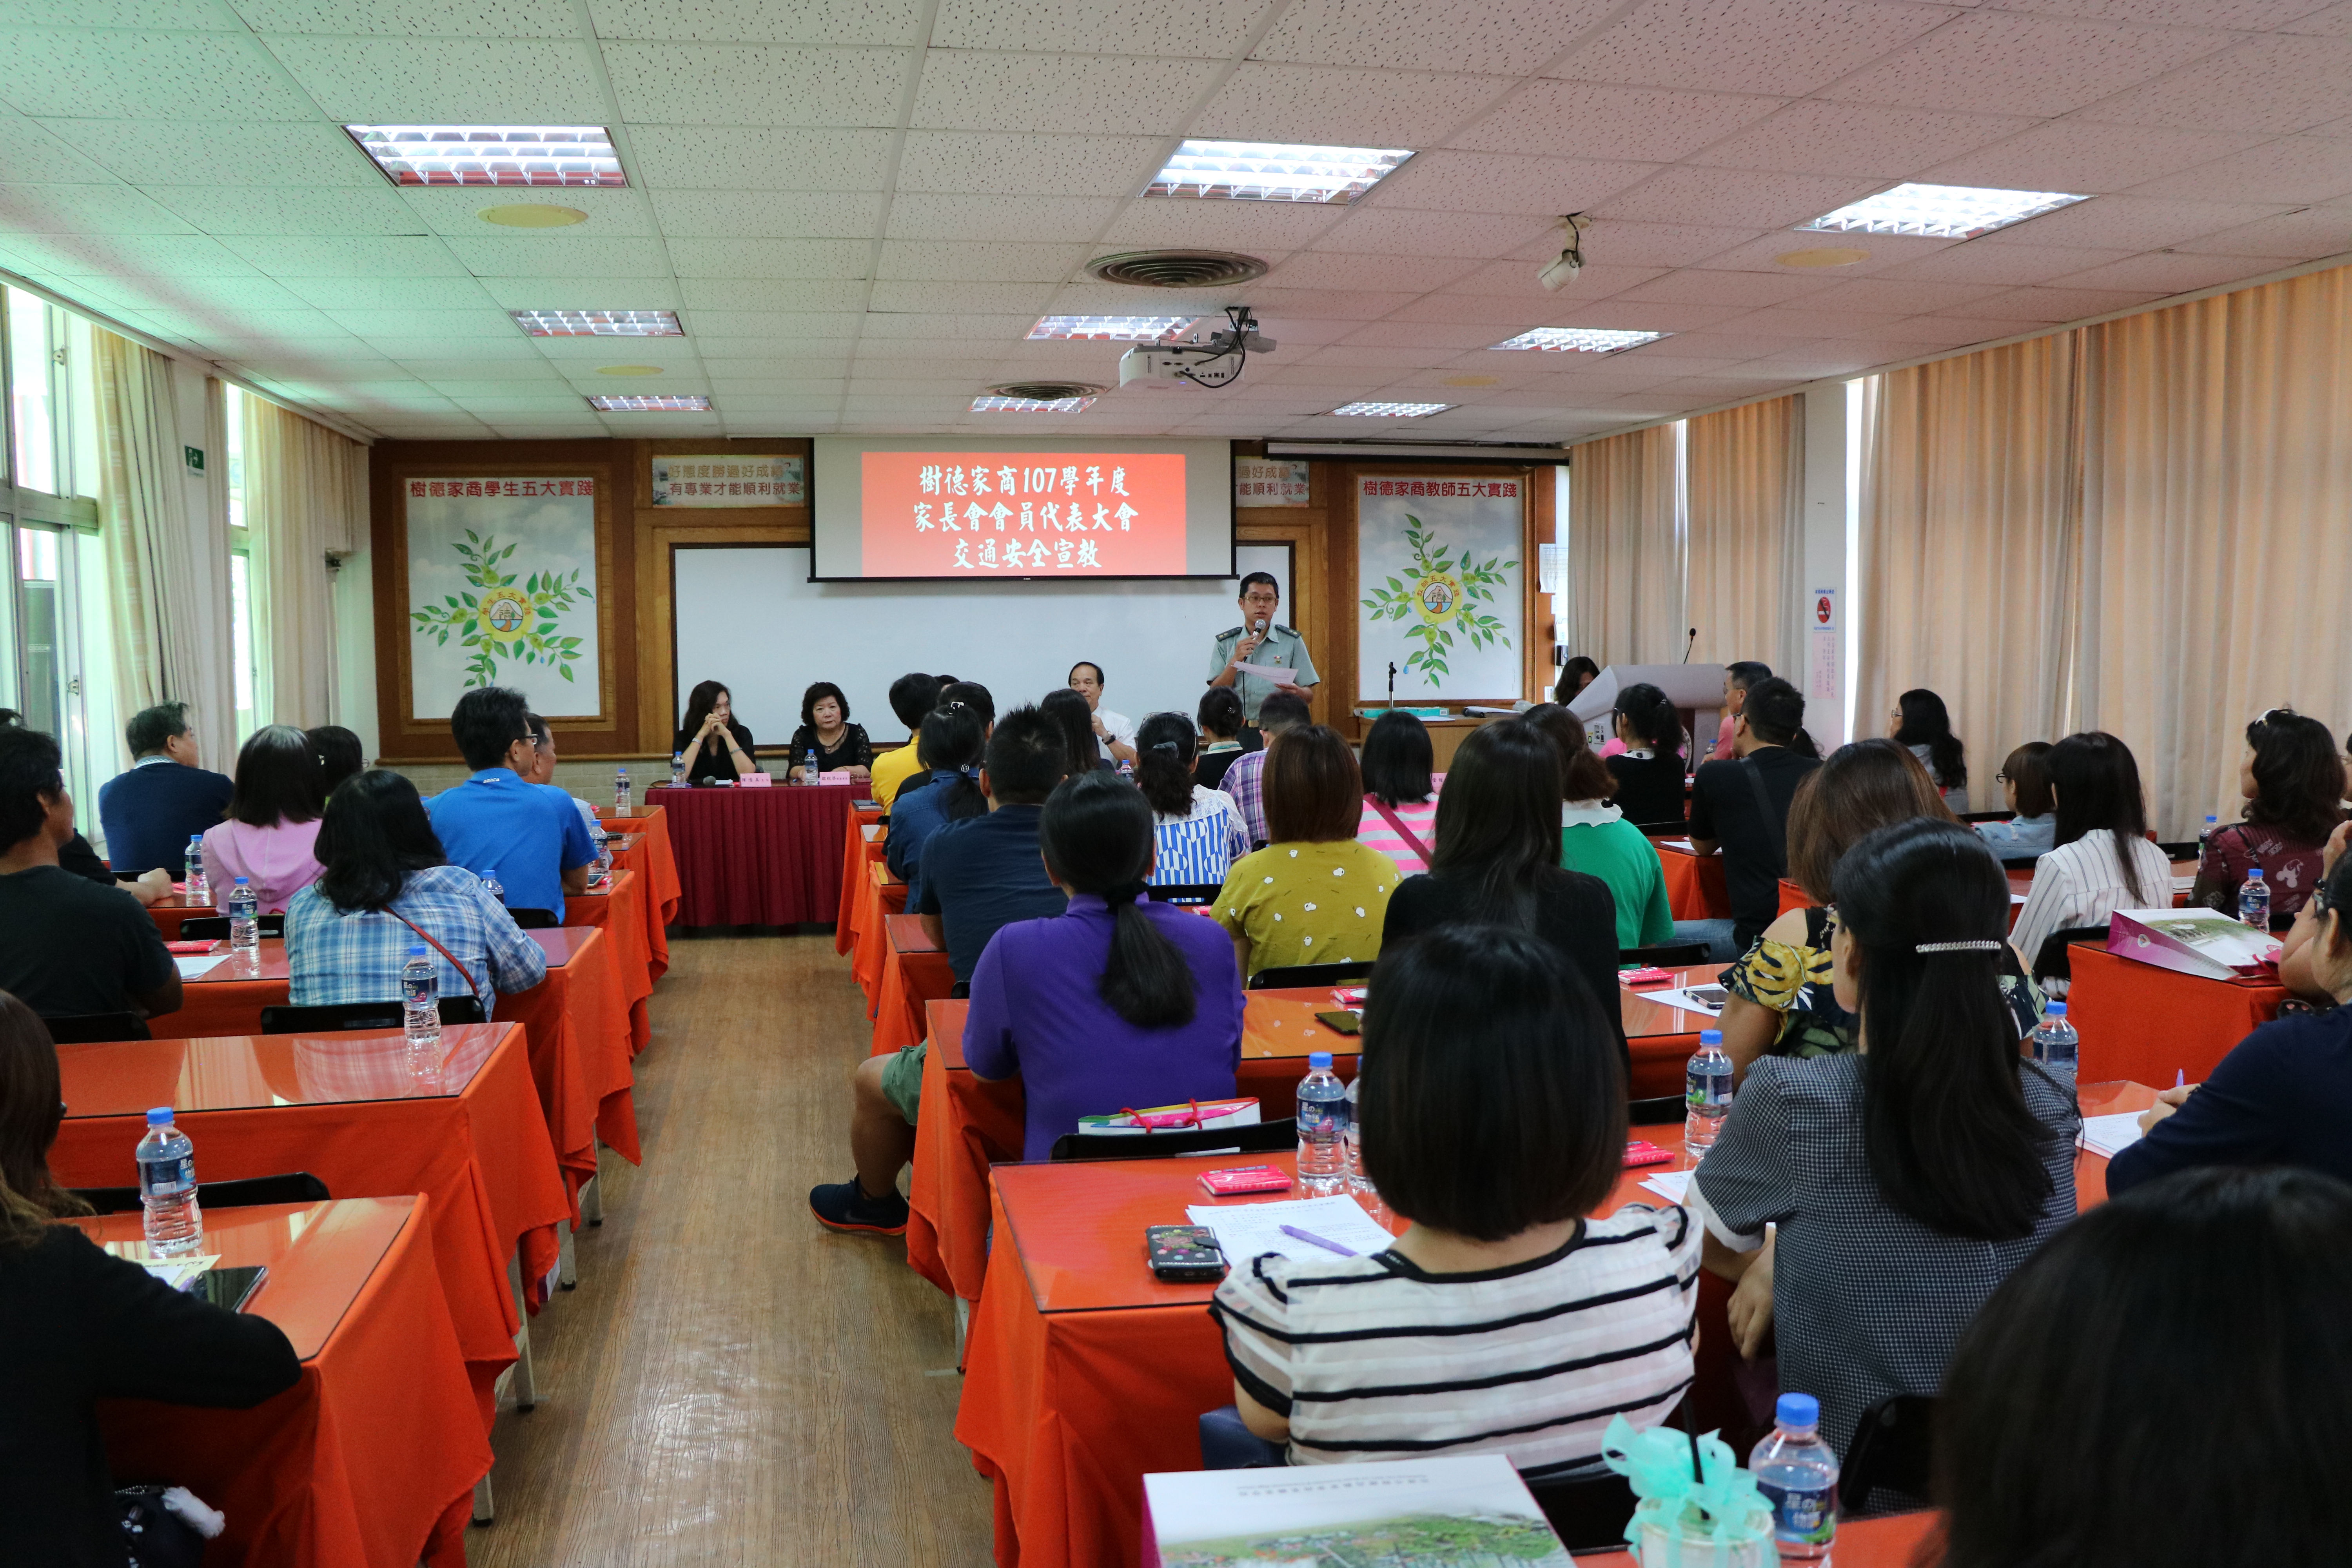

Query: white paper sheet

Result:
[1635,985,1725,1016]
[1232,661,1301,688]
[172,955,225,980]
[2078,1111,2148,1159]
[1656,837,1696,853]
[1185,1194,1396,1264]
[1639,1170,1691,1204]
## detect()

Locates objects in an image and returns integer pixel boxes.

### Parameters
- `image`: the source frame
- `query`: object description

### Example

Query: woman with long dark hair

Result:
[1134,712,1247,887]
[2010,731,2172,976]
[675,679,756,784]
[1355,709,1439,876]
[1384,719,1626,1064]
[1889,687,1968,810]
[199,722,325,914]
[1192,686,1249,792]
[963,772,1243,1160]
[1213,724,1398,978]
[1039,687,1111,776]
[1604,681,1687,827]
[1553,654,1601,706]
[2192,708,2343,924]
[786,680,873,783]
[285,769,547,1006]
[1695,817,2079,1459]
[884,702,989,912]
[0,991,302,1563]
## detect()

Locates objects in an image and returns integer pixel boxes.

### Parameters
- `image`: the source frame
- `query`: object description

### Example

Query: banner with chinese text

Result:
[1234,457,1310,507]
[858,450,1187,576]
[406,477,601,719]
[1357,475,1524,699]
[650,453,803,506]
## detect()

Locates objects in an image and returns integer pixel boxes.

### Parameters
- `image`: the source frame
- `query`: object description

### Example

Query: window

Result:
[225,384,262,741]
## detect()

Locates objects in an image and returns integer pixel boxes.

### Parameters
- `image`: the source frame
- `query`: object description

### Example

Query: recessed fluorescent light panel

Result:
[1491,327,1668,353]
[1798,182,2089,241]
[1330,401,1450,417]
[971,395,1095,413]
[345,125,625,187]
[1147,140,1413,204]
[587,394,709,411]
[512,310,681,338]
[1027,315,1196,341]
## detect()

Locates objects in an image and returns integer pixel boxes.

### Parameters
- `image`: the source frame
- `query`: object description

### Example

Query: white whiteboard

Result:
[672,544,1292,742]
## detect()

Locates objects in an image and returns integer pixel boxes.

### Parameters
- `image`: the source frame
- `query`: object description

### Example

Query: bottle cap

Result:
[408,944,428,957]
[1308,1050,1333,1070]
[233,876,249,885]
[2045,1001,2066,1017]
[2249,865,2262,875]
[146,1107,173,1126]
[1700,1028,1723,1046]
[1776,1392,1819,1429]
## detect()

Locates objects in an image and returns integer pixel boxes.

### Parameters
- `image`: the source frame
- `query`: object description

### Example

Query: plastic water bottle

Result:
[136,1108,203,1258]
[2029,1000,2077,1068]
[670,751,686,788]
[2239,865,2270,930]
[2200,812,2219,846]
[401,944,440,1054]
[1343,1074,1374,1200]
[613,764,631,814]
[1750,1392,1838,1561]
[802,745,819,786]
[1684,1027,1733,1153]
[593,826,613,881]
[1296,1051,1349,1196]
[183,835,208,904]
[481,866,505,906]
[226,877,259,950]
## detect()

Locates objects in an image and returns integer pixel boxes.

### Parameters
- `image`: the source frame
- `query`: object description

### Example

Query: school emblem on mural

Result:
[1360,513,1517,685]
[410,529,594,687]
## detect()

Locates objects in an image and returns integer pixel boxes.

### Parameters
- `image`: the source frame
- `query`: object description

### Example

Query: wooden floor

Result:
[468,929,995,1567]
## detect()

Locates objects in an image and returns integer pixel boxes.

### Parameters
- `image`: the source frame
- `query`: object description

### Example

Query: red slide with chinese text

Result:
[860,451,1187,577]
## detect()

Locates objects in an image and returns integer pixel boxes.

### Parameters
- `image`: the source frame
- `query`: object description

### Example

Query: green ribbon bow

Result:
[1601,1414,1775,1565]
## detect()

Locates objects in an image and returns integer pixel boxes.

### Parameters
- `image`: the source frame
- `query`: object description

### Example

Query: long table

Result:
[2065,942,2286,1085]
[605,802,684,962]
[643,781,857,926]
[84,1197,490,1568]
[872,912,956,1058]
[563,867,657,1054]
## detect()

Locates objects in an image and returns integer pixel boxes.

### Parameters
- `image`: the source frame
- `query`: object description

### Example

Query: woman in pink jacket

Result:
[200,724,326,914]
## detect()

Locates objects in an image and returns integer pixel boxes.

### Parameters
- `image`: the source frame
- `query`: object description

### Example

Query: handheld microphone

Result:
[1683,627,1697,662]
[1253,617,1268,637]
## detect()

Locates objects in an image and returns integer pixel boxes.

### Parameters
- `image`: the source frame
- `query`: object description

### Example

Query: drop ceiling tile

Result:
[1611,269,1841,307]
[858,311,1038,338]
[876,239,1090,281]
[2125,136,2352,203]
[665,237,871,277]
[695,342,853,364]
[1260,250,1481,291]
[1554,0,1955,96]
[653,188,887,237]
[1445,257,1673,297]
[1694,230,1961,276]
[6,231,262,275]
[2072,35,2352,134]
[1335,321,1506,351]
[1721,304,1909,337]
[1975,194,2293,249]
[1368,152,1661,216]
[626,126,897,191]
[1385,291,1635,326]
[399,186,658,237]
[932,0,1273,55]
[1448,79,1783,161]
[0,29,315,119]
[1740,346,1896,373]
[1313,208,1556,258]
[145,184,424,236]
[223,234,473,276]
[530,332,701,359]
[1871,241,2135,284]
[0,184,198,234]
[679,309,864,336]
[884,192,1120,243]
[326,308,522,338]
[708,395,857,414]
[235,0,586,33]
[1825,12,2229,118]
[1995,0,2343,22]
[1192,62,1516,147]
[897,131,1160,198]
[912,52,1222,136]
[0,117,120,185]
[1255,0,1619,75]
[1544,299,1750,331]
[448,396,602,415]
[1784,277,2016,315]
[36,119,376,188]
[1096,198,1345,249]
[262,34,610,121]
[587,0,929,45]
[423,376,575,395]
[1849,316,2039,347]
[144,307,354,339]
[1688,100,2038,179]
[477,276,684,309]
[1541,220,1765,269]
[2170,200,2352,255]
[1938,283,2167,319]
[1633,328,1822,358]
[1922,120,2276,194]
[374,334,550,358]
[2041,250,2287,292]
[679,276,869,310]
[866,279,1057,313]
[442,236,675,277]
[89,274,316,311]
[2279,1,2352,30]
[604,43,911,125]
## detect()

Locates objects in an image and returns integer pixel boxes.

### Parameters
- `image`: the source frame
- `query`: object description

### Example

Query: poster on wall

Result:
[1356,476,1524,702]
[406,477,601,720]
[651,453,803,506]
[1234,457,1310,507]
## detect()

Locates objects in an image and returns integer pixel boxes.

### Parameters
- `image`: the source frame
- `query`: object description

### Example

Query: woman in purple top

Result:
[964,771,1246,1161]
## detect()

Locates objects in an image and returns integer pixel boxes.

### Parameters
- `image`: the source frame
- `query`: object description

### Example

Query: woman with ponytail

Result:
[1604,681,1688,828]
[884,701,990,911]
[964,771,1245,1161]
[1692,817,2080,1460]
[1134,712,1248,886]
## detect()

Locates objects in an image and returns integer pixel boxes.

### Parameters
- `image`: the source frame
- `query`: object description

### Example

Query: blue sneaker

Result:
[809,1176,909,1236]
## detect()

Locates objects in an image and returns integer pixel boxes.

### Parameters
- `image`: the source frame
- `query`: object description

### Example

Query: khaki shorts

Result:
[880,1042,926,1125]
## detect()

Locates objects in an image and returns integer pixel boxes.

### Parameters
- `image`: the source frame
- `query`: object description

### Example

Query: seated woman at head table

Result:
[674,679,758,784]
[786,681,873,784]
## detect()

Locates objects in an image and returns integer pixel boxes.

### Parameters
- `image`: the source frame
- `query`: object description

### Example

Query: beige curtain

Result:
[1568,423,1682,666]
[1857,335,2084,813]
[2074,267,2352,837]
[241,393,367,729]
[1686,395,1805,679]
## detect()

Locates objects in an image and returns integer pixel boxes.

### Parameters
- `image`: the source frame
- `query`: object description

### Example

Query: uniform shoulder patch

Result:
[1216,625,1245,639]
[1274,623,1299,636]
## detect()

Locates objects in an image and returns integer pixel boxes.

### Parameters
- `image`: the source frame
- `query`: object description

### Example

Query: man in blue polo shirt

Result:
[425,686,595,922]
[97,701,234,875]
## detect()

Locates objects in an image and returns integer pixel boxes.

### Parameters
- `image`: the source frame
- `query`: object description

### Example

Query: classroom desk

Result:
[643,780,856,927]
[956,1087,2148,1568]
[850,857,904,1012]
[1654,839,1731,921]
[561,867,657,1054]
[835,808,887,954]
[606,803,684,973]
[1773,859,2199,925]
[145,890,217,939]
[83,1198,490,1568]
[2065,944,2286,1087]
[52,1022,567,1413]
[871,911,956,1057]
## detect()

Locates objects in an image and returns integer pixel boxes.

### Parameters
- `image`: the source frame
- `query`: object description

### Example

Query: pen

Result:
[2174,1069,2186,1088]
[1280,1224,1357,1257]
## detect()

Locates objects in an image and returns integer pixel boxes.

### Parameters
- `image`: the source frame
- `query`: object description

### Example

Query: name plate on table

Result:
[2108,908,2280,982]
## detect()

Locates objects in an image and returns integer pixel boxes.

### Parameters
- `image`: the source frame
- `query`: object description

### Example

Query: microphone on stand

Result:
[1387,661,1397,708]
[1682,627,1697,663]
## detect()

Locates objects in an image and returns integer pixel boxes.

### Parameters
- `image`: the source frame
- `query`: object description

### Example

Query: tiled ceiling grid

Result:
[0,0,2345,443]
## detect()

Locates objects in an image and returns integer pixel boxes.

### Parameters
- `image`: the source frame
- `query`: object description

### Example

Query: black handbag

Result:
[115,1485,211,1568]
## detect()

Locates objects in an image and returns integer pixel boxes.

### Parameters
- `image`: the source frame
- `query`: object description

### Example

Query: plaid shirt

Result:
[285,864,548,1007]
[1223,748,1270,848]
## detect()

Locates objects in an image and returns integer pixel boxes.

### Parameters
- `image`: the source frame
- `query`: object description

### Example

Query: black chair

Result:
[257,997,488,1034]
[1635,820,1693,837]
[1840,1394,1938,1515]
[1958,809,2013,823]
[2029,926,2109,985]
[1999,855,2043,870]
[1524,1470,1641,1552]
[1246,961,1374,991]
[948,980,971,1000]
[1620,942,1708,970]
[1627,1095,1685,1125]
[506,907,557,929]
[1145,883,1223,907]
[1049,1118,1296,1162]
[72,1171,331,1216]
[43,1012,150,1044]
[2155,840,2199,860]
[177,913,286,940]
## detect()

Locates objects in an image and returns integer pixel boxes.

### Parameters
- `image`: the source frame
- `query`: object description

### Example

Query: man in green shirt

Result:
[1207,572,1318,725]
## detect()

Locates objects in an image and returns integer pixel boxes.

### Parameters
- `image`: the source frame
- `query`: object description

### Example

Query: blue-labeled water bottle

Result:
[183,834,208,905]
[670,751,686,788]
[592,825,613,882]
[1296,1050,1349,1196]
[1684,1027,1733,1153]
[802,745,819,786]
[2030,999,2077,1068]
[401,944,440,1056]
[1750,1392,1838,1561]
[226,877,259,950]
[136,1108,203,1258]
[613,764,631,814]
[2239,865,2270,930]
[481,866,506,906]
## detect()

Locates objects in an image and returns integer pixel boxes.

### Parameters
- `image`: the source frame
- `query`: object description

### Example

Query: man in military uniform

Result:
[1208,571,1319,724]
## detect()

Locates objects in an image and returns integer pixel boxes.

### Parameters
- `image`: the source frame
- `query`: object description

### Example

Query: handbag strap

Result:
[1367,795,1432,864]
[1740,757,1788,875]
[389,909,485,1003]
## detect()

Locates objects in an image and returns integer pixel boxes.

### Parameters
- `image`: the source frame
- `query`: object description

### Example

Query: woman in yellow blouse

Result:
[1214,724,1401,979]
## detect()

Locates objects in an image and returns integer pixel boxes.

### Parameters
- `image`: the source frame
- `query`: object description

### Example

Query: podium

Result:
[1566,662,1727,754]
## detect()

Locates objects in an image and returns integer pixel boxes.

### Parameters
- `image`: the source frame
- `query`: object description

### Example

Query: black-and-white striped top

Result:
[1690,1053,2080,1457]
[1207,1205,1699,1479]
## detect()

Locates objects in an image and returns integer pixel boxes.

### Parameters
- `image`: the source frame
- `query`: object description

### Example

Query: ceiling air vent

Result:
[1084,250,1268,289]
[989,381,1103,401]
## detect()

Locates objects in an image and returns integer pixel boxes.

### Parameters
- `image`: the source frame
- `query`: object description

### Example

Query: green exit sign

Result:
[183,445,204,473]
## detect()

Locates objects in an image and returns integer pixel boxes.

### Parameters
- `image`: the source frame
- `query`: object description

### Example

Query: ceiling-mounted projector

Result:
[1118,306,1274,390]
[1538,212,1594,291]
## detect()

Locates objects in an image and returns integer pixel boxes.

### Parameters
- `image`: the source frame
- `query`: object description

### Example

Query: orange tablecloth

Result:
[563,867,657,1054]
[606,804,682,979]
[54,1023,567,1407]
[853,862,907,1013]
[835,808,886,953]
[2066,943,2285,1085]
[871,912,956,1058]
[89,1197,490,1568]
[494,926,642,1213]
[1656,842,1730,920]
[145,892,218,939]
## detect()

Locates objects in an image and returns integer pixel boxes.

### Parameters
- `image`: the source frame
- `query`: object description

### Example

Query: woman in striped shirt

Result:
[1210,925,1698,1478]
[1355,710,1440,877]
[1135,712,1247,887]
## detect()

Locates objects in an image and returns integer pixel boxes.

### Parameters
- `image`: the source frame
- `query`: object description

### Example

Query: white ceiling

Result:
[0,0,2347,444]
